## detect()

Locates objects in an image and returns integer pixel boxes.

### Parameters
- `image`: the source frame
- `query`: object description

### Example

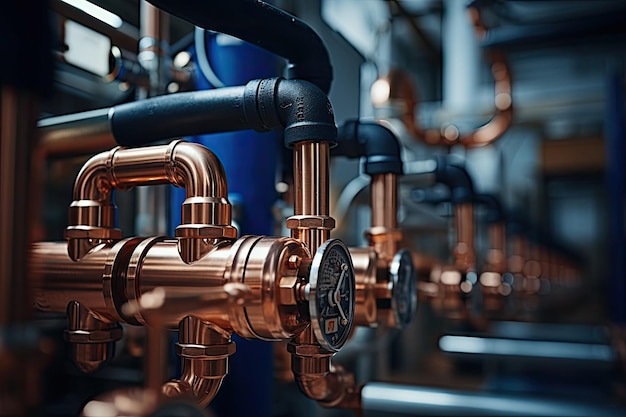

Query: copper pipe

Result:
[412,52,512,148]
[289,141,332,252]
[290,353,362,409]
[368,173,400,263]
[139,1,170,96]
[33,235,308,334]
[486,221,507,273]
[381,6,512,148]
[162,316,234,408]
[0,86,44,415]
[66,140,236,262]
[453,203,475,272]
[351,248,378,326]
[65,301,122,373]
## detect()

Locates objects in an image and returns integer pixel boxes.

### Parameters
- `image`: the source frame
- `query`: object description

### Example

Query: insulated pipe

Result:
[361,383,625,417]
[65,140,236,262]
[146,0,333,94]
[38,77,336,154]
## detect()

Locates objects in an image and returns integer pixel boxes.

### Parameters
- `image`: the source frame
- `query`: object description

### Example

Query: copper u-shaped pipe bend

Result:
[65,140,236,262]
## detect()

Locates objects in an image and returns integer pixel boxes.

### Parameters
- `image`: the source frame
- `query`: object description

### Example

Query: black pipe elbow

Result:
[109,77,336,147]
[434,157,474,204]
[333,120,403,175]
[147,0,333,94]
[244,78,337,147]
[475,193,504,223]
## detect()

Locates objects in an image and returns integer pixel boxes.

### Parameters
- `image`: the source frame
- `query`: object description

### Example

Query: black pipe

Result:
[333,120,403,175]
[42,77,336,148]
[146,0,333,94]
[434,157,474,204]
[406,157,474,204]
[474,193,504,224]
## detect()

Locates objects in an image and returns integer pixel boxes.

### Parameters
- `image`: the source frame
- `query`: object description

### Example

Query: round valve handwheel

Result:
[308,239,356,352]
[390,249,418,328]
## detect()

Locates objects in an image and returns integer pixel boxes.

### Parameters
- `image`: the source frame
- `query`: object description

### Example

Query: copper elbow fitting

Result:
[65,140,236,262]
[162,316,234,408]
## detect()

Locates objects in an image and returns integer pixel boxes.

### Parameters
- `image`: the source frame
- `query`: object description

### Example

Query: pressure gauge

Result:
[308,239,356,352]
[389,249,418,328]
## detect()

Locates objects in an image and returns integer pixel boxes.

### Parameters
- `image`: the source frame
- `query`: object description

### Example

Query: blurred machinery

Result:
[2,0,626,416]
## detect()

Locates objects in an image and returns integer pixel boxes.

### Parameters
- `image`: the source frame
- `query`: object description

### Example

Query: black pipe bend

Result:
[434,156,474,204]
[333,120,403,175]
[110,77,336,148]
[475,193,504,223]
[147,0,333,94]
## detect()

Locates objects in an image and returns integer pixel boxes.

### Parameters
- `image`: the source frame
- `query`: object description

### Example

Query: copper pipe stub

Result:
[65,301,123,373]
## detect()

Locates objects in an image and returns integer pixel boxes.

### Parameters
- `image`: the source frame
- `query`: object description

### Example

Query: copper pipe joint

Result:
[290,141,332,252]
[65,301,123,373]
[289,348,361,409]
[351,248,378,326]
[65,140,236,262]
[162,316,234,407]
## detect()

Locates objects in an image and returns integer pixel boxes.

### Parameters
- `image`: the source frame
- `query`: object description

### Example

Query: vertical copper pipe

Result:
[291,141,330,252]
[370,173,398,261]
[139,1,169,97]
[453,203,475,272]
[0,87,39,323]
[370,174,397,230]
[145,326,170,392]
[0,86,43,415]
[487,222,506,273]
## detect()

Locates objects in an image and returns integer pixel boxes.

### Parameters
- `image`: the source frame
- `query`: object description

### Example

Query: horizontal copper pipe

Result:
[33,235,308,335]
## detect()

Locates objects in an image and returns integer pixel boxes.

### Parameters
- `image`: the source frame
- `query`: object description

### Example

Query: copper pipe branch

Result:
[65,140,236,262]
[379,8,512,148]
[453,203,476,273]
[162,316,234,408]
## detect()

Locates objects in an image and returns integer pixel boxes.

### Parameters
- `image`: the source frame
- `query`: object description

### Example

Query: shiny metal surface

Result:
[307,239,356,351]
[66,140,236,262]
[361,383,623,416]
[33,235,311,335]
[369,173,400,262]
[351,248,378,326]
[289,141,331,252]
